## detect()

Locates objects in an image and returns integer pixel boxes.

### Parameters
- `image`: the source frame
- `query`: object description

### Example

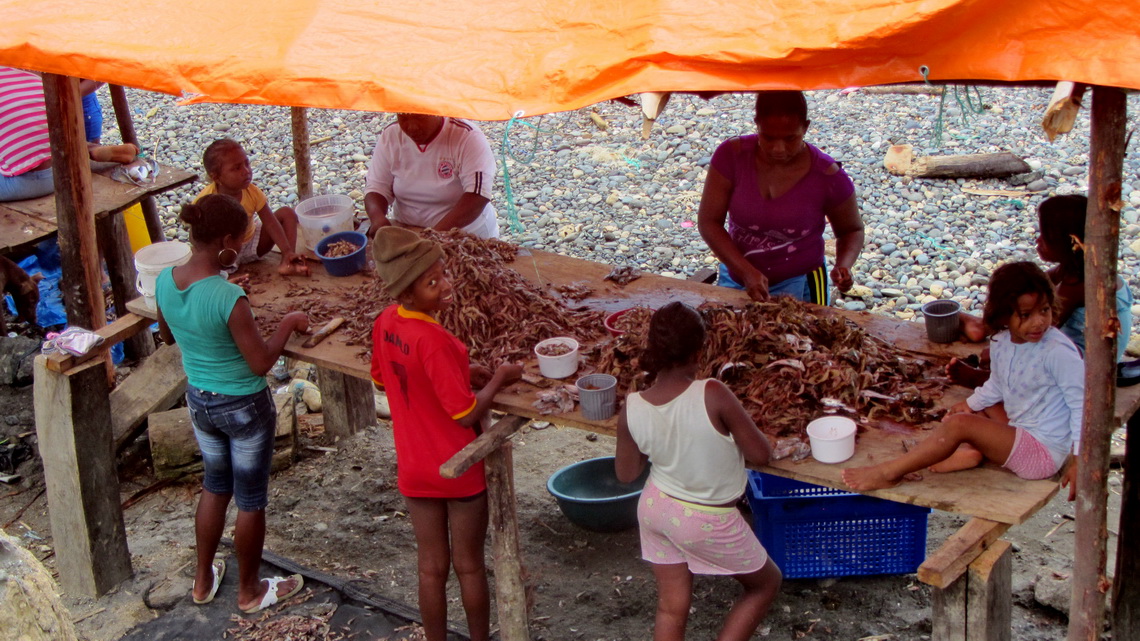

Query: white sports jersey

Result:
[364,117,499,238]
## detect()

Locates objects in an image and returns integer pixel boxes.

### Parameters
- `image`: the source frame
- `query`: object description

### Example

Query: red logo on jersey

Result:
[438,161,454,179]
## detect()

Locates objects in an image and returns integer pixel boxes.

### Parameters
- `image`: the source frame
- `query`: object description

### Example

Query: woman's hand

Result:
[470,364,493,388]
[278,250,311,276]
[284,311,309,335]
[494,362,524,385]
[740,269,770,302]
[830,265,854,292]
[946,401,974,417]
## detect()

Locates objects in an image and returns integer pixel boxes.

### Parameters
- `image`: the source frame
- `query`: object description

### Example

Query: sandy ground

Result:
[0,374,1126,640]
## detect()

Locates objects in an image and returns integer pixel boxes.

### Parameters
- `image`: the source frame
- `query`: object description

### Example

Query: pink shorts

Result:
[1003,428,1062,480]
[637,479,768,575]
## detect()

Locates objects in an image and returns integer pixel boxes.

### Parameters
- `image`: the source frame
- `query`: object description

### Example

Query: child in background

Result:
[1037,194,1133,361]
[196,138,309,276]
[156,194,309,613]
[615,302,781,641]
[844,261,1084,499]
[370,226,522,641]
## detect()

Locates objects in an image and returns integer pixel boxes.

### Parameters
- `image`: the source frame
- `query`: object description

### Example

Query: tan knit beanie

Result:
[371,227,444,298]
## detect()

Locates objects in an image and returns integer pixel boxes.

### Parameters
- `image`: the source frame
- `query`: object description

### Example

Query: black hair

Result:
[754,90,808,124]
[639,302,706,376]
[179,194,250,245]
[202,138,244,178]
[1038,194,1087,279]
[983,261,1057,331]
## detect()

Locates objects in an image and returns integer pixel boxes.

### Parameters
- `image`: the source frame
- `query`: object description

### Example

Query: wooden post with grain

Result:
[316,367,375,439]
[1069,84,1128,641]
[291,107,313,201]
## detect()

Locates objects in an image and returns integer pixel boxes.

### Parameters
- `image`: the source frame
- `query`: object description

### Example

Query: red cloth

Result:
[0,67,51,177]
[372,304,482,498]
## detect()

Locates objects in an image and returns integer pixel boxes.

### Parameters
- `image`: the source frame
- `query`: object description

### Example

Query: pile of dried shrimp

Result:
[593,297,948,439]
[321,239,360,258]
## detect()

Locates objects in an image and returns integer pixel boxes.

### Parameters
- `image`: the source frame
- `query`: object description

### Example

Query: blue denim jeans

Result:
[716,263,830,305]
[0,167,54,202]
[186,386,276,511]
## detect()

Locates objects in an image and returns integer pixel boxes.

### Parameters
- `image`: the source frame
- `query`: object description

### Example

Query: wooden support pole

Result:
[1069,85,1128,641]
[931,539,1013,641]
[316,366,374,440]
[485,440,531,641]
[1041,82,1087,142]
[42,74,103,331]
[109,84,164,243]
[291,107,313,201]
[95,212,155,361]
[32,356,131,596]
[1114,409,1140,637]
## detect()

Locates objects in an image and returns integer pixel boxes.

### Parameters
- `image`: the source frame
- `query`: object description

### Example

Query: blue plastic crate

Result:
[745,471,930,579]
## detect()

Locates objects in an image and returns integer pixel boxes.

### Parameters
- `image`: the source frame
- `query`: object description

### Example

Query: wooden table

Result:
[0,162,195,254]
[128,246,1140,641]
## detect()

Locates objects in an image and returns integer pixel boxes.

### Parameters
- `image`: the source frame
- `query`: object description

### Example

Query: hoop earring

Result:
[218,248,238,269]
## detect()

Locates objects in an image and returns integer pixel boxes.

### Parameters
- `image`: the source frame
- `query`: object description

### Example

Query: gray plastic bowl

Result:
[547,456,650,533]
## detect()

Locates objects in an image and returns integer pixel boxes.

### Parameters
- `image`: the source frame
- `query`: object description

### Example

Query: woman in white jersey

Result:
[364,113,499,239]
[616,302,781,641]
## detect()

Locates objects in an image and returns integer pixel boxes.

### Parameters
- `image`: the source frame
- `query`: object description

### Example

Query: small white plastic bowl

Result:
[535,337,580,379]
[806,416,857,464]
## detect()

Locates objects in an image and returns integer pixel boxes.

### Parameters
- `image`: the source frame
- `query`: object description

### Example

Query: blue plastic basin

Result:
[315,231,368,277]
[546,456,649,533]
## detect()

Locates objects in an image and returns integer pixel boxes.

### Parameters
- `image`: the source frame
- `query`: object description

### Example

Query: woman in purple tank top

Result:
[697,91,864,305]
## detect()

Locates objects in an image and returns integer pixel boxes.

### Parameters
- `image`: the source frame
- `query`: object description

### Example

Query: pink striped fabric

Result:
[0,67,51,177]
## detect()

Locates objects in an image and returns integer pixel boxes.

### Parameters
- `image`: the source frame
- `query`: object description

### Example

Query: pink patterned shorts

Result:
[1003,428,1062,480]
[637,479,768,575]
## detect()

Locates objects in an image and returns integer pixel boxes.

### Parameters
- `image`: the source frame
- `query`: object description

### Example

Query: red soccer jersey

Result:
[371,305,483,497]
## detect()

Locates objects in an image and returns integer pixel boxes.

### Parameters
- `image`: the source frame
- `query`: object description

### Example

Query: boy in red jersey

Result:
[370,227,521,641]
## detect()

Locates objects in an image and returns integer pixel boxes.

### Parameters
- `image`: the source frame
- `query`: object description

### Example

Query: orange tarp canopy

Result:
[2,0,1138,120]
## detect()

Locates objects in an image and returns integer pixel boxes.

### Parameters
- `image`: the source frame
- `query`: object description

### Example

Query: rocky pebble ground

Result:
[106,87,1140,340]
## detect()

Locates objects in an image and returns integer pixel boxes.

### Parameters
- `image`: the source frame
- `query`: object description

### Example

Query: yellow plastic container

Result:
[124,203,151,254]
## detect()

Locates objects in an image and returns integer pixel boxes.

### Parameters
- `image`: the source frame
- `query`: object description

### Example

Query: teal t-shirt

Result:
[155,267,266,396]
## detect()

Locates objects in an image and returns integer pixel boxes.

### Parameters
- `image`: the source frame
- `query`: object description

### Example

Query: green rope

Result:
[499,112,567,233]
[920,65,986,147]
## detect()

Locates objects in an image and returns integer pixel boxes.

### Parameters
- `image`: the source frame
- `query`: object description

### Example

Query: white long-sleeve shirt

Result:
[966,327,1084,467]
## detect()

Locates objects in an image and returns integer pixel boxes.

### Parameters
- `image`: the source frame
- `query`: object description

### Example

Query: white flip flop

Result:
[192,559,226,605]
[240,574,304,614]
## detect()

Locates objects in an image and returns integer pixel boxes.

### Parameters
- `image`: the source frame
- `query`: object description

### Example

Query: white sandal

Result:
[240,574,304,614]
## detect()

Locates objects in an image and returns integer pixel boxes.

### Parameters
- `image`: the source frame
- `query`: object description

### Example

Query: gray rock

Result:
[145,575,192,610]
[1033,567,1071,616]
[1027,179,1050,192]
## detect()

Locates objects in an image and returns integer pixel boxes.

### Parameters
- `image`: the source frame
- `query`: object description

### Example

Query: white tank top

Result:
[626,379,746,504]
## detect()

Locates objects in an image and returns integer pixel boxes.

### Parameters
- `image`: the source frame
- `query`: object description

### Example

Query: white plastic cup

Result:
[134,241,192,311]
[806,416,857,464]
[535,337,580,379]
[296,194,354,252]
[576,374,617,420]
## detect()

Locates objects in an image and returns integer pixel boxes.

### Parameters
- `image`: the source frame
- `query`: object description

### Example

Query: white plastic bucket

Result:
[296,194,354,251]
[535,337,580,379]
[134,241,192,311]
[806,416,857,464]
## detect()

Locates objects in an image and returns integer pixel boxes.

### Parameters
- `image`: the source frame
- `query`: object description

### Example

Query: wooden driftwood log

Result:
[884,146,1031,179]
[1041,82,1086,142]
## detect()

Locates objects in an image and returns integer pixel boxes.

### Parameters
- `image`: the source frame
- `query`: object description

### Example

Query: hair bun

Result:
[179,202,203,226]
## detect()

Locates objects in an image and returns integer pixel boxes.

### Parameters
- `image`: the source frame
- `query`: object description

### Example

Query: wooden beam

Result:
[440,414,529,479]
[1070,85,1128,641]
[1114,409,1140,638]
[42,74,103,331]
[965,540,1012,641]
[932,570,967,641]
[109,343,187,453]
[316,366,374,440]
[32,356,131,596]
[485,440,531,641]
[95,212,155,361]
[109,84,164,243]
[43,313,150,373]
[291,107,313,201]
[918,518,1010,589]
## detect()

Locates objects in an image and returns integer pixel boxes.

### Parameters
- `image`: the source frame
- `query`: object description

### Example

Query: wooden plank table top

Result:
[0,162,196,254]
[128,244,1140,526]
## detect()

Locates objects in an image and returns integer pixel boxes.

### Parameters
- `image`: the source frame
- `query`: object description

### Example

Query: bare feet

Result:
[89,142,139,163]
[841,465,900,491]
[928,445,984,473]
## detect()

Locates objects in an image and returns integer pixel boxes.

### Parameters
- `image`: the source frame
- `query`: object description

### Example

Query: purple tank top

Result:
[710,138,855,285]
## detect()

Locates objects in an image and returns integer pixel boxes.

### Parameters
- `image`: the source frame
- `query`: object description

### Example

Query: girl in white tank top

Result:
[615,302,781,641]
